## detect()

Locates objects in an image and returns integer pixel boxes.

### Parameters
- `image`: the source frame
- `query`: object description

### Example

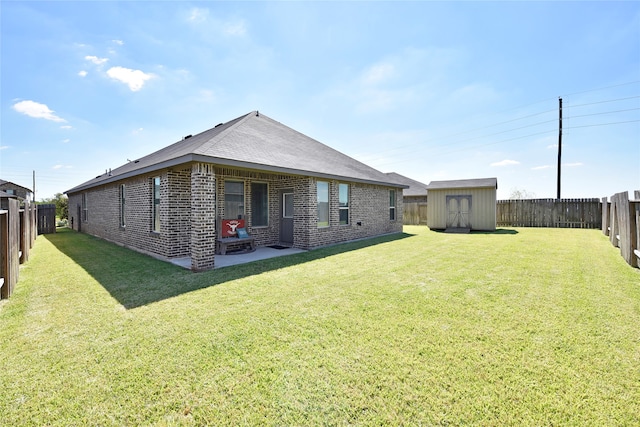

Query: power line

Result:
[561,80,640,98]
[565,95,640,109]
[565,107,640,120]
[564,119,640,129]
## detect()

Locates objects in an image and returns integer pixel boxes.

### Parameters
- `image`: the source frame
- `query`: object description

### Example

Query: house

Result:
[66,111,406,271]
[0,180,33,202]
[426,177,497,232]
[385,172,428,225]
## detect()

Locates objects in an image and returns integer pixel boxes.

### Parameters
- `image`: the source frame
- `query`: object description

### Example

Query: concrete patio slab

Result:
[169,246,306,270]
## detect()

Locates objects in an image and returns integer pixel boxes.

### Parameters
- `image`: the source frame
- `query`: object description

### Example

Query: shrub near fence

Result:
[496,198,601,229]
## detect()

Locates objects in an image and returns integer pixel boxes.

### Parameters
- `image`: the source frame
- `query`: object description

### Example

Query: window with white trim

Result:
[317,181,329,227]
[120,184,126,228]
[152,177,161,232]
[339,183,349,225]
[389,189,396,221]
[225,181,245,219]
[251,182,268,226]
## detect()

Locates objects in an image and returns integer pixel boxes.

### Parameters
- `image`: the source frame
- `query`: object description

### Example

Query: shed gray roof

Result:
[426,177,498,190]
[67,111,406,194]
[385,172,428,197]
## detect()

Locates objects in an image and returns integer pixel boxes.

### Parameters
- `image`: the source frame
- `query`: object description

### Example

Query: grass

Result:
[1,226,639,426]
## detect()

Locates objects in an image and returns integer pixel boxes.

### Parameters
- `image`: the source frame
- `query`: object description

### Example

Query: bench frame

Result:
[216,236,256,255]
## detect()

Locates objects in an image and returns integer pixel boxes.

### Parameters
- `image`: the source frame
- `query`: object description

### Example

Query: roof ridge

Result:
[207,111,257,147]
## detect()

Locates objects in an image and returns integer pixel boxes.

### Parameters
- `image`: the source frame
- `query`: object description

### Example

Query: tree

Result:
[39,193,68,220]
[509,188,536,200]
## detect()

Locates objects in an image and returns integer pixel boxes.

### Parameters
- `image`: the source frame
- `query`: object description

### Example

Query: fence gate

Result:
[37,204,56,235]
[446,195,472,230]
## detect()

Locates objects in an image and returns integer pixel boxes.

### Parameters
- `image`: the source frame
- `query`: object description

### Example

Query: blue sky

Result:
[2,1,639,200]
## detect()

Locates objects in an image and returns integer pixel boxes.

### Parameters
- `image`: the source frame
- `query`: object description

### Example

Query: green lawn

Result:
[1,226,638,426]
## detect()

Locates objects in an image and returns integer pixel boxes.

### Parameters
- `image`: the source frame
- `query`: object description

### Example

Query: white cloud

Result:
[62,139,70,143]
[85,55,108,65]
[12,100,66,122]
[223,20,247,36]
[547,144,558,149]
[107,66,155,91]
[0,145,9,150]
[491,159,520,167]
[188,7,209,23]
[132,128,144,134]
[532,165,552,170]
[78,70,88,77]
[60,125,73,129]
[52,164,72,170]
[112,39,124,45]
[564,162,583,167]
[361,62,395,86]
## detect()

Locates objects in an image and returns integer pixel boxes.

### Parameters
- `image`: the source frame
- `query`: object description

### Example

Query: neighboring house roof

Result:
[385,172,428,197]
[426,177,498,190]
[67,111,407,194]
[0,190,20,199]
[0,179,32,193]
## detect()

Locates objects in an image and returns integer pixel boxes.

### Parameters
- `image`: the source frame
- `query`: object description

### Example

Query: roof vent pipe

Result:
[183,135,192,140]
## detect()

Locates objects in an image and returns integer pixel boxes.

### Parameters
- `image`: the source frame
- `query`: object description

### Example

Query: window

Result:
[317,181,329,227]
[82,193,88,221]
[5,189,15,195]
[389,189,396,221]
[225,181,244,219]
[120,184,126,228]
[339,183,349,225]
[152,177,160,232]
[251,182,268,227]
[283,192,294,218]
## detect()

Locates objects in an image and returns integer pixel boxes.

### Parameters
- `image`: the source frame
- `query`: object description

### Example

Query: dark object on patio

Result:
[267,245,290,250]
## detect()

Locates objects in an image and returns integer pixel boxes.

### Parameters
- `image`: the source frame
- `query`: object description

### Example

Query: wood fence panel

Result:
[611,192,637,267]
[496,199,601,228]
[0,199,20,299]
[37,204,57,234]
[609,197,619,247]
[601,197,609,235]
[403,202,427,225]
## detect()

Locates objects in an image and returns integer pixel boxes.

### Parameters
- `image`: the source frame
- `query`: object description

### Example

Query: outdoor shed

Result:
[426,177,497,232]
[66,111,406,271]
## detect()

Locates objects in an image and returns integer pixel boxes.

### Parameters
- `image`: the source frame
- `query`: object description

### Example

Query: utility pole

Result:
[33,170,36,202]
[556,97,562,200]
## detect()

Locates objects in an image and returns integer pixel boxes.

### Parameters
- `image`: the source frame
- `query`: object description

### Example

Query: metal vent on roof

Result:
[215,123,224,127]
[183,135,192,140]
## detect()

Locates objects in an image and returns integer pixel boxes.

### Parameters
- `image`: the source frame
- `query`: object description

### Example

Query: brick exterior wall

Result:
[68,162,403,270]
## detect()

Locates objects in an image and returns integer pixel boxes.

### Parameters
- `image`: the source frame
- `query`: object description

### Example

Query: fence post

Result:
[611,192,637,267]
[634,191,640,267]
[609,195,619,247]
[0,199,20,299]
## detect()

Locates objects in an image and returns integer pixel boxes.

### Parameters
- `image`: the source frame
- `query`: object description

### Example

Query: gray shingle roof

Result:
[426,177,498,190]
[385,172,428,197]
[67,111,406,193]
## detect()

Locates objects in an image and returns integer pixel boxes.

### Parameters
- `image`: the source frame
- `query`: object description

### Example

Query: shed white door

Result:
[446,195,472,229]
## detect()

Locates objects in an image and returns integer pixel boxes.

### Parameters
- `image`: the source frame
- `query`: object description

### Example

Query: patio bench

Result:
[216,228,256,255]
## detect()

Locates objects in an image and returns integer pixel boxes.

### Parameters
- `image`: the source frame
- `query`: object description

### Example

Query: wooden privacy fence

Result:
[0,199,37,299]
[37,203,57,235]
[403,202,428,225]
[602,191,640,268]
[496,198,601,228]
